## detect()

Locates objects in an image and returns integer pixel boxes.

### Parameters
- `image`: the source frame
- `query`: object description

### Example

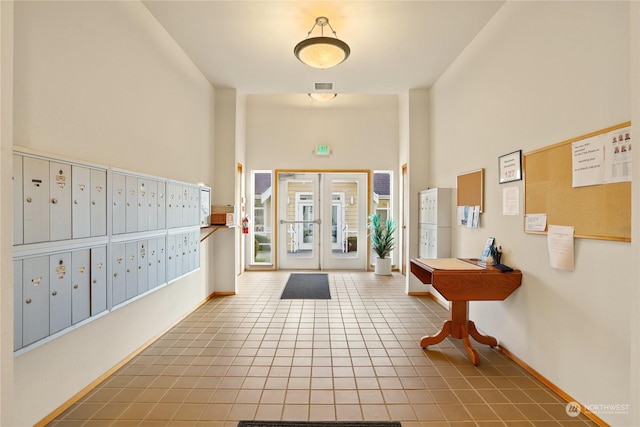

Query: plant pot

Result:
[374,257,392,275]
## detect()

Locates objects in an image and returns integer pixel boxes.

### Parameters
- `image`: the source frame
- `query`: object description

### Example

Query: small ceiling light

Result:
[308,93,337,102]
[294,16,350,69]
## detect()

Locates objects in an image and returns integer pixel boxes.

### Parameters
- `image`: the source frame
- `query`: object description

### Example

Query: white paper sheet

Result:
[604,126,632,183]
[547,225,575,271]
[525,214,547,232]
[572,135,604,188]
[502,186,519,215]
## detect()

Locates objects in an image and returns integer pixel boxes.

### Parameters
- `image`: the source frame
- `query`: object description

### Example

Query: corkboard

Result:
[523,122,631,242]
[456,169,484,212]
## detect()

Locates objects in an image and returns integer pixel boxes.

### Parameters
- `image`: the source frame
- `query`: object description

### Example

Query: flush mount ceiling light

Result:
[308,93,337,102]
[294,16,350,69]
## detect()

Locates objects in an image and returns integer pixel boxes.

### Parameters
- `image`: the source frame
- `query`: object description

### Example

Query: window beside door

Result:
[251,171,272,265]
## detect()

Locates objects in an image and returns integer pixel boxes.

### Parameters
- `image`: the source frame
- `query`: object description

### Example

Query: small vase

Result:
[374,257,392,275]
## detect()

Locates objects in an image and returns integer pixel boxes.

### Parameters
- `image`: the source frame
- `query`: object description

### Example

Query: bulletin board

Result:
[523,122,631,242]
[457,169,484,212]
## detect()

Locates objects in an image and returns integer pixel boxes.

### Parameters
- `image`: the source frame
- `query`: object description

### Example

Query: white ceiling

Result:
[142,1,505,96]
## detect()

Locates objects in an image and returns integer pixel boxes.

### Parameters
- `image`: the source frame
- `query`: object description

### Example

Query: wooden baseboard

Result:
[35,290,220,427]
[497,345,609,427]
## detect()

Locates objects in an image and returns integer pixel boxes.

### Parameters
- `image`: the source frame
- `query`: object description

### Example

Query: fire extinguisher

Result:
[242,216,250,234]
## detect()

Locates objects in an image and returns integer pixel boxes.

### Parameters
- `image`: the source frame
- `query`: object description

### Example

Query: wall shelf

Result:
[200,225,235,242]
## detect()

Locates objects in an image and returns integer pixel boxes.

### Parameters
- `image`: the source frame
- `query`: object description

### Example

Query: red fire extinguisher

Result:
[242,216,250,234]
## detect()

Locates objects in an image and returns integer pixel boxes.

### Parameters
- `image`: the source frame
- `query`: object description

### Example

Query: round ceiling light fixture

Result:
[308,93,337,102]
[294,17,350,69]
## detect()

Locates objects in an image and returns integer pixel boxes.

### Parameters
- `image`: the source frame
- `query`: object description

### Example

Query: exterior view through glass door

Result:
[278,172,367,270]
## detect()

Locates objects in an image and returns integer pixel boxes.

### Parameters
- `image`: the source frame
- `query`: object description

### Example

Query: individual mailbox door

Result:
[23,256,50,346]
[181,186,189,227]
[14,260,23,350]
[50,162,72,241]
[125,241,138,300]
[166,234,176,281]
[187,232,195,273]
[50,252,72,335]
[166,183,177,228]
[112,173,126,235]
[125,175,138,233]
[147,179,158,231]
[157,181,166,229]
[137,178,149,232]
[175,234,184,278]
[193,230,200,269]
[90,246,107,315]
[90,169,107,237]
[111,243,126,306]
[14,155,24,245]
[23,157,50,244]
[137,240,148,295]
[157,237,166,286]
[72,165,91,239]
[190,186,200,226]
[147,238,158,290]
[71,249,90,325]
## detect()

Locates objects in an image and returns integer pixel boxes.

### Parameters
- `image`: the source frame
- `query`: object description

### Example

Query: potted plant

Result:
[368,213,396,275]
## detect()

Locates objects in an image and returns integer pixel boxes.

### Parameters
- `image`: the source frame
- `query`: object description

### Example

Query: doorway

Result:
[277,171,368,270]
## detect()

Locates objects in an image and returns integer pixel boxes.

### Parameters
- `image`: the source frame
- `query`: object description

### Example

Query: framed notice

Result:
[498,150,522,184]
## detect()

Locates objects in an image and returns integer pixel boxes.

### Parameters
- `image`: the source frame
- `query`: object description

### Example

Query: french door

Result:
[277,172,367,270]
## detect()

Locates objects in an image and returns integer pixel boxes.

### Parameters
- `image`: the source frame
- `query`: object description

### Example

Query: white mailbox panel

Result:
[137,178,149,232]
[72,166,91,239]
[71,249,90,325]
[23,157,50,244]
[147,180,158,231]
[112,173,126,235]
[111,243,126,306]
[13,155,24,245]
[90,169,107,237]
[157,181,166,229]
[23,256,50,346]
[125,241,138,300]
[166,234,176,282]
[137,240,148,295]
[125,175,138,233]
[90,246,107,315]
[14,260,23,350]
[147,238,158,290]
[49,162,72,241]
[50,252,72,335]
[157,237,166,286]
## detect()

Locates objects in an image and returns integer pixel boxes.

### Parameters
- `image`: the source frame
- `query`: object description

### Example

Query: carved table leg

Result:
[468,320,498,347]
[460,324,480,366]
[420,321,452,348]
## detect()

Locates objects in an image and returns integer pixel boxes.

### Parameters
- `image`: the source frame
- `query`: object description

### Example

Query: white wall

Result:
[7,2,215,425]
[430,1,636,425]
[244,94,400,267]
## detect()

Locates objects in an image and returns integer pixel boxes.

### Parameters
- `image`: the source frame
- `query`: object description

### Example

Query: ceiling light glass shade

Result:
[294,17,350,69]
[295,37,350,69]
[308,93,337,101]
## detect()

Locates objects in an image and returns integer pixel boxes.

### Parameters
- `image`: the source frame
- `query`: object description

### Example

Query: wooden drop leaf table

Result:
[411,258,522,365]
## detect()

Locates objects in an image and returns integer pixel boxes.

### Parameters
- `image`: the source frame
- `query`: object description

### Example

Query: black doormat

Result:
[280,273,331,299]
[238,422,401,427]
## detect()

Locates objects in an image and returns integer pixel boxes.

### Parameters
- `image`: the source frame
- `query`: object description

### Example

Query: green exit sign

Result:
[315,145,331,157]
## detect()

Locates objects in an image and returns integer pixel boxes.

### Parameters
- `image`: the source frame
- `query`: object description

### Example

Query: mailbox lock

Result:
[113,273,118,277]
[92,200,96,205]
[51,198,58,204]
[74,200,78,204]
[73,284,79,289]
[25,298,32,304]
[52,291,57,296]
[26,197,32,203]
[93,279,97,284]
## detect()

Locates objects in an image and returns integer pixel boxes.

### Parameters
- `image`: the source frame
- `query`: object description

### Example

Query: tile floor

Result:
[50,271,596,426]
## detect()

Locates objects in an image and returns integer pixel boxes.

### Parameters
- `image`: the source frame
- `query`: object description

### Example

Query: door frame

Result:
[274,169,371,270]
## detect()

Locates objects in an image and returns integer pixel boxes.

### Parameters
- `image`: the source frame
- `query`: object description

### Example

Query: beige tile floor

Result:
[49,271,596,426]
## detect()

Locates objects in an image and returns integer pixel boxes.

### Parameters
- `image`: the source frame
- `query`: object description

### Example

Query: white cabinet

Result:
[418,188,451,259]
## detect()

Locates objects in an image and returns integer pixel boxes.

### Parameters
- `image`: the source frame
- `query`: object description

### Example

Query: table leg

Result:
[420,321,451,348]
[468,320,498,347]
[460,323,480,365]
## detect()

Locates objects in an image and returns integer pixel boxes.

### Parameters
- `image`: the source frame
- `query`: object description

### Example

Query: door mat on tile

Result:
[238,422,401,427]
[280,273,331,299]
